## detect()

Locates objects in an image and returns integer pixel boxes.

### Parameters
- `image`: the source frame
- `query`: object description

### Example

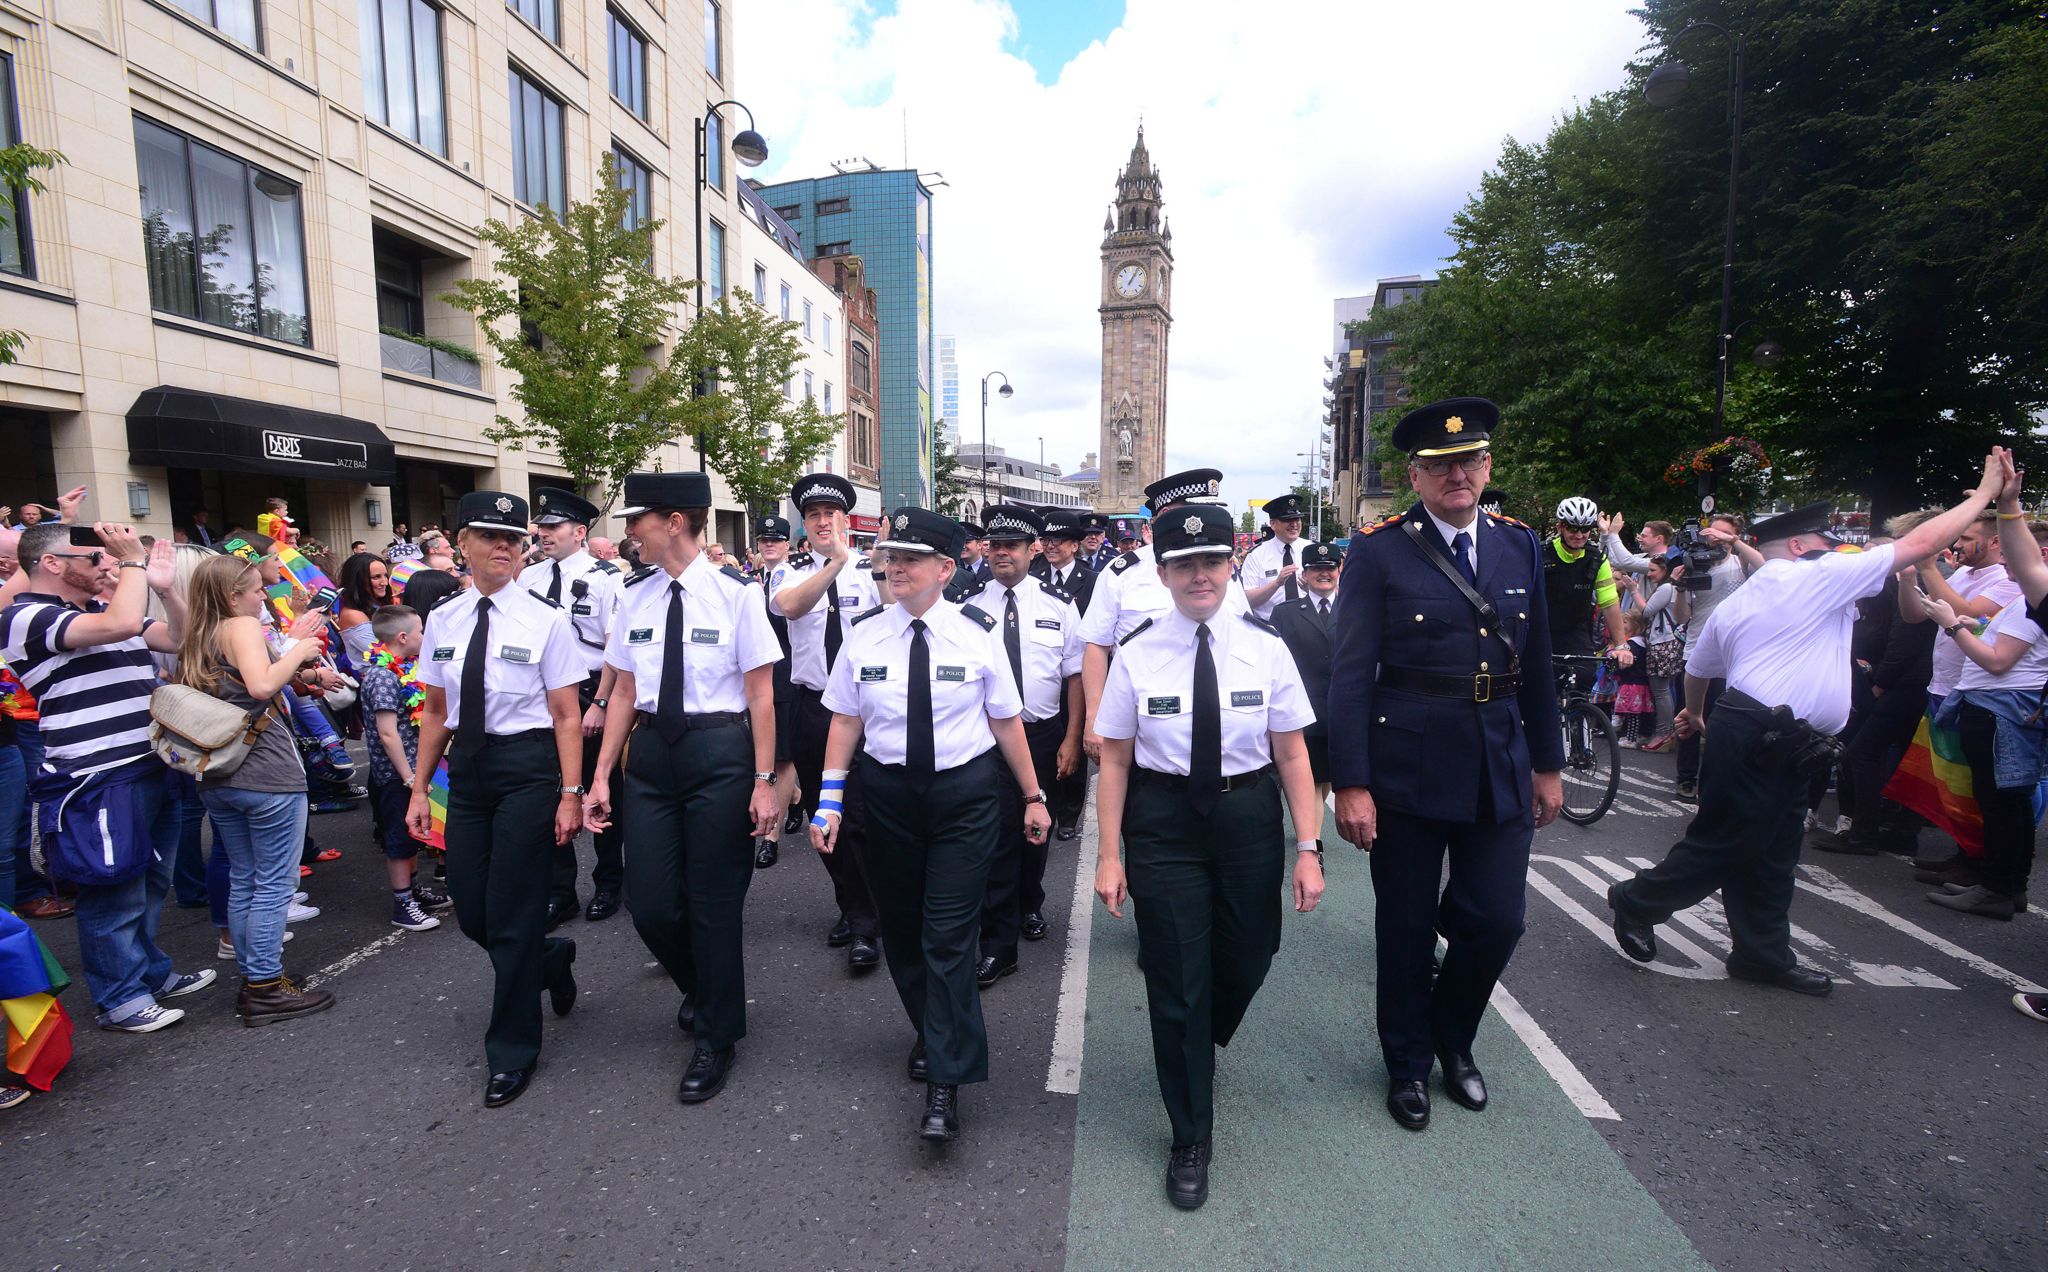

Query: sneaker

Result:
[1674,780,1698,804]
[318,739,355,777]
[0,1084,30,1110]
[157,968,217,999]
[412,883,454,912]
[2014,993,2048,1023]
[1616,737,1639,750]
[1925,884,2018,920]
[292,891,309,905]
[392,895,441,931]
[287,901,321,923]
[1803,810,1819,832]
[1834,815,1853,835]
[100,1002,185,1033]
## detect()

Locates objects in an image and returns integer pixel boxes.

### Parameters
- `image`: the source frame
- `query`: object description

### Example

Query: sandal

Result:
[314,848,343,863]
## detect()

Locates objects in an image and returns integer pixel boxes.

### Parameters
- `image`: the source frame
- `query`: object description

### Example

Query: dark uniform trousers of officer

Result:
[1124,769,1284,1149]
[1332,507,1563,1083]
[1612,695,1809,974]
[445,731,576,1074]
[983,712,1066,958]
[553,671,624,906]
[862,749,1001,1084]
[621,716,756,1048]
[793,686,880,938]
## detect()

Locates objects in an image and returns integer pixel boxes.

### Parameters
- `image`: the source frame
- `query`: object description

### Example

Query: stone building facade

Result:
[1096,127,1171,515]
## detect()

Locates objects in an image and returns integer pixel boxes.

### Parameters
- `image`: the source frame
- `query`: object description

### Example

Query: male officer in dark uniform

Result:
[753,515,799,866]
[1270,540,1342,809]
[1039,510,1098,618]
[1082,513,1118,573]
[1328,397,1565,1132]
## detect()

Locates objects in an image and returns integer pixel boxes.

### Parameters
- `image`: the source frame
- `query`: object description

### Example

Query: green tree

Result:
[930,431,973,517]
[0,141,64,366]
[670,294,841,512]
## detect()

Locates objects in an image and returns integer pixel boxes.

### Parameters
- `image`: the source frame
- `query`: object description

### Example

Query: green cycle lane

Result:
[1062,806,1707,1272]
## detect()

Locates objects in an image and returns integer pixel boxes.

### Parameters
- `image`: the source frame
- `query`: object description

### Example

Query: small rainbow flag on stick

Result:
[275,544,335,595]
[425,760,451,851]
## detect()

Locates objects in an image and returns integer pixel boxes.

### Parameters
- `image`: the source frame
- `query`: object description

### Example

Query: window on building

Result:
[508,0,559,43]
[752,263,766,305]
[783,375,793,399]
[802,299,812,339]
[607,9,648,120]
[779,282,790,320]
[823,382,833,414]
[816,197,850,216]
[803,370,813,399]
[814,240,850,258]
[703,0,721,78]
[359,0,446,154]
[374,228,426,334]
[509,68,566,212]
[704,109,724,190]
[612,144,651,231]
[0,55,31,278]
[772,203,800,221]
[850,409,874,470]
[133,116,310,345]
[706,218,725,299]
[822,314,832,347]
[849,339,871,394]
[169,0,261,47]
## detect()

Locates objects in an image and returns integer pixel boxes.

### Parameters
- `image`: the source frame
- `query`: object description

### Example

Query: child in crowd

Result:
[358,605,451,930]
[257,497,299,546]
[1610,609,1656,747]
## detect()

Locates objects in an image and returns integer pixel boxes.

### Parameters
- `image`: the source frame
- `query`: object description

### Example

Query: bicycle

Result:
[1552,654,1620,825]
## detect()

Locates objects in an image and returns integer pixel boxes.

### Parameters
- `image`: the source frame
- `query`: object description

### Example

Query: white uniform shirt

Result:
[1096,607,1317,776]
[1954,598,2048,693]
[1241,534,1315,620]
[967,574,1084,722]
[518,549,620,675]
[605,556,783,713]
[1079,543,1250,646]
[770,552,883,691]
[1684,544,1898,735]
[417,584,586,733]
[822,600,1023,768]
[1929,562,2022,696]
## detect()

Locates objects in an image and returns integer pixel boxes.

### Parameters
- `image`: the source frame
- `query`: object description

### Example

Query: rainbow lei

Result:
[364,641,424,728]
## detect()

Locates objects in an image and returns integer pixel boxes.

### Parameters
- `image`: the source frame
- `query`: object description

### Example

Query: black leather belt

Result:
[1377,665,1522,703]
[639,710,749,731]
[1133,764,1273,792]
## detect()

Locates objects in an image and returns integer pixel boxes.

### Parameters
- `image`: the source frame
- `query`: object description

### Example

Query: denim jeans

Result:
[0,742,21,912]
[13,722,52,905]
[200,785,308,980]
[171,775,211,908]
[71,771,181,1018]
[285,691,337,744]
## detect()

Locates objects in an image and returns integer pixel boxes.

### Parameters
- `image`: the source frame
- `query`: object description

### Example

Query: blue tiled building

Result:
[750,169,937,509]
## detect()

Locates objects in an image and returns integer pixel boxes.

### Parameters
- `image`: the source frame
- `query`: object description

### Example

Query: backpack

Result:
[148,682,284,778]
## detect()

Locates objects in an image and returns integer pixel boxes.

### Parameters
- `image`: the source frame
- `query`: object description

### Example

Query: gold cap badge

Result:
[1444,416,1465,434]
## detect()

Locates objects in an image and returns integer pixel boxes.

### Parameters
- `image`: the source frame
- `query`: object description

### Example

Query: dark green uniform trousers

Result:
[622,716,756,1051]
[981,712,1065,960]
[1123,769,1285,1148]
[445,731,575,1074]
[860,749,1000,1085]
[552,673,624,906]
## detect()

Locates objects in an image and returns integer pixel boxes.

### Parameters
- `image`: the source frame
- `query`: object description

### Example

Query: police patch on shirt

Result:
[572,602,593,616]
[936,666,966,682]
[690,628,721,644]
[1230,690,1265,707]
[499,645,532,663]
[1146,696,1182,715]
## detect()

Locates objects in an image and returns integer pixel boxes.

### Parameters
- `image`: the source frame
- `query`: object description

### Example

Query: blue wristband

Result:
[810,812,831,829]
[816,797,844,816]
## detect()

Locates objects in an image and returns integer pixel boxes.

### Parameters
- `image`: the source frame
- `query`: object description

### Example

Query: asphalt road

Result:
[6,745,2046,1271]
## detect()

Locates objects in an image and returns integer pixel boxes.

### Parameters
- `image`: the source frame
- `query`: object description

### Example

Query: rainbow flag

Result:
[389,558,422,591]
[275,544,335,595]
[1882,712,1982,857]
[1,908,73,1092]
[426,760,450,850]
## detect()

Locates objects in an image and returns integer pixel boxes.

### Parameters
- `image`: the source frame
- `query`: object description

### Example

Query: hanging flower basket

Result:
[1663,435,1771,488]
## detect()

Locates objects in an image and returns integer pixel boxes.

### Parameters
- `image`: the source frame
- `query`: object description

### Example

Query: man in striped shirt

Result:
[1,521,213,1032]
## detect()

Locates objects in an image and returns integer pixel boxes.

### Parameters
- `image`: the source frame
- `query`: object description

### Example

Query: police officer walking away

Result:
[1270,540,1343,810]
[408,491,589,1109]
[752,514,802,867]
[1327,398,1565,1132]
[1608,458,2006,993]
[1092,503,1326,1210]
[1239,492,1310,620]
[583,473,784,1103]
[811,508,1052,1143]
[519,488,625,926]
[963,506,1084,985]
[771,473,884,972]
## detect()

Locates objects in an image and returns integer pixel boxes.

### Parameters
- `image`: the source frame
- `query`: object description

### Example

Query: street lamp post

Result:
[693,100,769,470]
[980,371,1013,510]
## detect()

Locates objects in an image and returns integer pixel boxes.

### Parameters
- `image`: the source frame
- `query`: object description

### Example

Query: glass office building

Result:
[752,169,937,508]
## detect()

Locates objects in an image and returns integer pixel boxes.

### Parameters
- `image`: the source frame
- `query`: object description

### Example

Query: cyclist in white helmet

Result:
[1545,497,1632,669]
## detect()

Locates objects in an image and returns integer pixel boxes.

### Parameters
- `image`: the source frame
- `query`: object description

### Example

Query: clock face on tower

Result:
[1114,263,1146,299]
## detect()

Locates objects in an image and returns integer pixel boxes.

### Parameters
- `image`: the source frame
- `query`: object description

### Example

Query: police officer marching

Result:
[811,507,1052,1143]
[961,505,1085,986]
[1082,513,1118,573]
[1240,492,1311,620]
[582,473,783,1104]
[1327,398,1565,1133]
[751,514,802,868]
[770,473,885,972]
[1038,510,1097,840]
[407,490,589,1109]
[1270,539,1343,809]
[1091,503,1325,1210]
[519,488,625,927]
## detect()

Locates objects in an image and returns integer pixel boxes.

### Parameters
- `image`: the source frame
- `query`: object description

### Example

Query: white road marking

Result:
[300,929,409,990]
[1488,976,1620,1121]
[1046,783,1099,1095]
[1796,864,2047,993]
[1528,854,1723,978]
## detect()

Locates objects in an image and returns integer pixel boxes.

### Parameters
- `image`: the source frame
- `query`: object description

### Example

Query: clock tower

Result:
[1099,127,1173,514]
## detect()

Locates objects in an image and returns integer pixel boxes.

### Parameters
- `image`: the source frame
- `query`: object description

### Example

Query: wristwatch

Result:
[591,697,609,709]
[559,783,588,796]
[1022,791,1047,805]
[1946,623,1968,638]
[753,771,776,785]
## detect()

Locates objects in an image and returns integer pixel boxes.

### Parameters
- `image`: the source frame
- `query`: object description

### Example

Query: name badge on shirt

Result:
[628,628,655,645]
[859,665,889,682]
[1146,696,1181,716]
[690,628,721,644]
[1264,569,1278,578]
[499,645,532,664]
[936,666,966,682]
[1034,618,1062,631]
[432,646,455,662]
[1230,690,1265,707]
[837,595,861,607]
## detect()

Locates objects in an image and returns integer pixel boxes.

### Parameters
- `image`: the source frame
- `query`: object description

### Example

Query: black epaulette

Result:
[787,551,815,569]
[527,589,562,609]
[850,603,887,626]
[623,565,661,587]
[1485,510,1532,532]
[1108,550,1142,574]
[1355,513,1402,538]
[959,604,997,631]
[1042,579,1075,605]
[1118,617,1154,647]
[956,577,989,602]
[589,558,621,574]
[1241,612,1281,637]
[719,564,751,585]
[855,555,872,570]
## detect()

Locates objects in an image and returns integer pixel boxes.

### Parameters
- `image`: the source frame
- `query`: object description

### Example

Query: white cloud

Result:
[737,0,1650,519]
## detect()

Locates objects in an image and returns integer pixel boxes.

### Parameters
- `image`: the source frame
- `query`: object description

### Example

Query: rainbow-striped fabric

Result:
[426,760,450,851]
[1882,712,1981,856]
[0,909,72,1093]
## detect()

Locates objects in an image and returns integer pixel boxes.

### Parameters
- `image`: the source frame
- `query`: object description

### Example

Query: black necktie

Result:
[1190,622,1221,815]
[1282,542,1299,602]
[1318,597,1331,627]
[455,597,491,756]
[907,618,934,770]
[657,581,687,742]
[825,578,844,672]
[546,561,562,605]
[1004,588,1024,697]
[1452,530,1477,587]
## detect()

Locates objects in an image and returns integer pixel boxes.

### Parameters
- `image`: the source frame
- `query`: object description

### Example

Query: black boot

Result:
[919,1083,960,1141]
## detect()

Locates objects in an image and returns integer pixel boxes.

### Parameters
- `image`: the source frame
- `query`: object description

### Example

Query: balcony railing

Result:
[380,331,483,391]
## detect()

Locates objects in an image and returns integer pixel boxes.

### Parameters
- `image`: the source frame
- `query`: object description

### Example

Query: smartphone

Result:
[309,587,338,612]
[68,525,101,548]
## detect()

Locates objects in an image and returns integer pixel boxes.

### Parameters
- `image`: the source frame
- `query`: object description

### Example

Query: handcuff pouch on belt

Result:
[1400,520,1522,692]
[1756,705,1841,780]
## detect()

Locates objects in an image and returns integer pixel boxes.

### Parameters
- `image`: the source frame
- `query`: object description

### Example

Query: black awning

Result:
[126,386,398,485]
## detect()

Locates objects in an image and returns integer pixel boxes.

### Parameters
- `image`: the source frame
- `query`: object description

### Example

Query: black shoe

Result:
[585,890,621,922]
[678,1046,734,1104]
[1386,1079,1430,1131]
[1808,829,1879,856]
[412,883,454,913]
[1940,881,2029,912]
[975,953,1018,988]
[1054,821,1081,842]
[676,995,695,1033]
[919,1083,960,1141]
[907,1038,928,1083]
[754,838,779,869]
[1727,962,1833,996]
[1927,884,2020,920]
[548,940,578,1018]
[827,917,854,947]
[1607,883,1657,963]
[1673,780,1698,804]
[848,935,880,971]
[544,897,578,932]
[1021,911,1048,942]
[1437,1052,1488,1112]
[1166,1139,1211,1210]
[485,1067,534,1108]
[783,807,806,836]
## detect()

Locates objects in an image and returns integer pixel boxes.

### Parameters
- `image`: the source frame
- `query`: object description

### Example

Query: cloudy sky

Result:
[735,0,1653,520]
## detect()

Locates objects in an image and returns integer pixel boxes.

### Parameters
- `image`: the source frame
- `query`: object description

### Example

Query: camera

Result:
[1672,518,1720,592]
[68,525,103,548]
